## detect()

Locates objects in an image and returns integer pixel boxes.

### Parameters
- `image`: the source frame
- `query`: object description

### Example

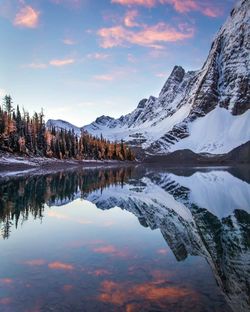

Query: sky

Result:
[0,0,236,126]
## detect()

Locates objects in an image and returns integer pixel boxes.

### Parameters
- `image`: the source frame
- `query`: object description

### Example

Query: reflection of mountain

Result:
[0,167,249,312]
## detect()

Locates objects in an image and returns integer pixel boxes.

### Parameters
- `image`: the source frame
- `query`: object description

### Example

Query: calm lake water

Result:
[0,166,249,312]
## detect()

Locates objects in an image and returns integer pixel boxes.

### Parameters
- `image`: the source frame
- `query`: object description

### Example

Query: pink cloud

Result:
[49,58,75,66]
[98,23,194,49]
[112,0,223,17]
[163,0,222,17]
[14,5,40,28]
[124,10,140,27]
[112,0,156,7]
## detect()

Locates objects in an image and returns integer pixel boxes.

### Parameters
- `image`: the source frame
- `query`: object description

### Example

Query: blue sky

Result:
[0,0,235,126]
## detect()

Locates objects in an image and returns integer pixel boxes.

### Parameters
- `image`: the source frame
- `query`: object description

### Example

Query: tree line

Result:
[0,95,135,161]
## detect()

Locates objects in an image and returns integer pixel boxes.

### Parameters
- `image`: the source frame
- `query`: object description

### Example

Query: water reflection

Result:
[0,166,249,312]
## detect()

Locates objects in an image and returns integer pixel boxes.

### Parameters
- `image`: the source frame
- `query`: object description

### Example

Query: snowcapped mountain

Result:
[46,119,82,136]
[47,0,250,155]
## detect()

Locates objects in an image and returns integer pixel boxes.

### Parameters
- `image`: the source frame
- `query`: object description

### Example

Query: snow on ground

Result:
[170,107,250,154]
[0,157,38,165]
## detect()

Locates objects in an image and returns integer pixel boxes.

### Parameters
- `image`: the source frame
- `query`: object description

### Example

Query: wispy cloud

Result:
[14,5,40,28]
[23,62,48,69]
[93,67,137,82]
[112,0,156,7]
[112,0,223,17]
[87,53,110,60]
[98,22,194,49]
[50,0,82,8]
[49,58,75,66]
[163,0,222,17]
[94,74,114,81]
[22,58,75,69]
[124,10,140,27]
[155,72,168,78]
[63,38,77,45]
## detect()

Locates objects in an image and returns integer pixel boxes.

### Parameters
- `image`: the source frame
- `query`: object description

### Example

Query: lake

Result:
[0,166,249,312]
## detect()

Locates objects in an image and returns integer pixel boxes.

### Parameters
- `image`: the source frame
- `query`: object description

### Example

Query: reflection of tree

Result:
[0,167,133,239]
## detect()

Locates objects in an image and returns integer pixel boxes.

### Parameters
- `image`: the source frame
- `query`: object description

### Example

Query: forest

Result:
[0,95,135,161]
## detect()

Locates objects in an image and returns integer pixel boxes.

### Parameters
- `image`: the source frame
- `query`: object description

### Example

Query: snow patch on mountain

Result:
[169,107,250,154]
[46,119,81,136]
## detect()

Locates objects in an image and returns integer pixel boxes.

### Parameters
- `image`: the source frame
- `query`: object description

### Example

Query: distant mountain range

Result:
[47,0,250,158]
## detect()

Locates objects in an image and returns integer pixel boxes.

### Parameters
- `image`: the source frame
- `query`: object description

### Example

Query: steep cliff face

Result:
[47,0,250,155]
[149,0,250,153]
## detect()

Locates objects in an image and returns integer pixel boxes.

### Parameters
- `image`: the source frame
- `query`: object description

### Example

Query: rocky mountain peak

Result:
[94,115,114,125]
[159,65,185,97]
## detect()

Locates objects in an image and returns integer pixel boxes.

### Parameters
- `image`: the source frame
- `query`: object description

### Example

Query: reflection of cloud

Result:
[0,297,12,305]
[94,245,117,254]
[87,269,111,277]
[68,239,105,248]
[24,259,46,266]
[93,244,129,257]
[0,278,13,285]
[63,284,74,292]
[14,5,40,28]
[48,261,74,271]
[99,279,197,307]
[47,211,92,224]
[157,248,168,255]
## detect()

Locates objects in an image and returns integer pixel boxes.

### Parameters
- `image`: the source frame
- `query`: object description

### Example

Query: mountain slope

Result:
[47,0,250,155]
